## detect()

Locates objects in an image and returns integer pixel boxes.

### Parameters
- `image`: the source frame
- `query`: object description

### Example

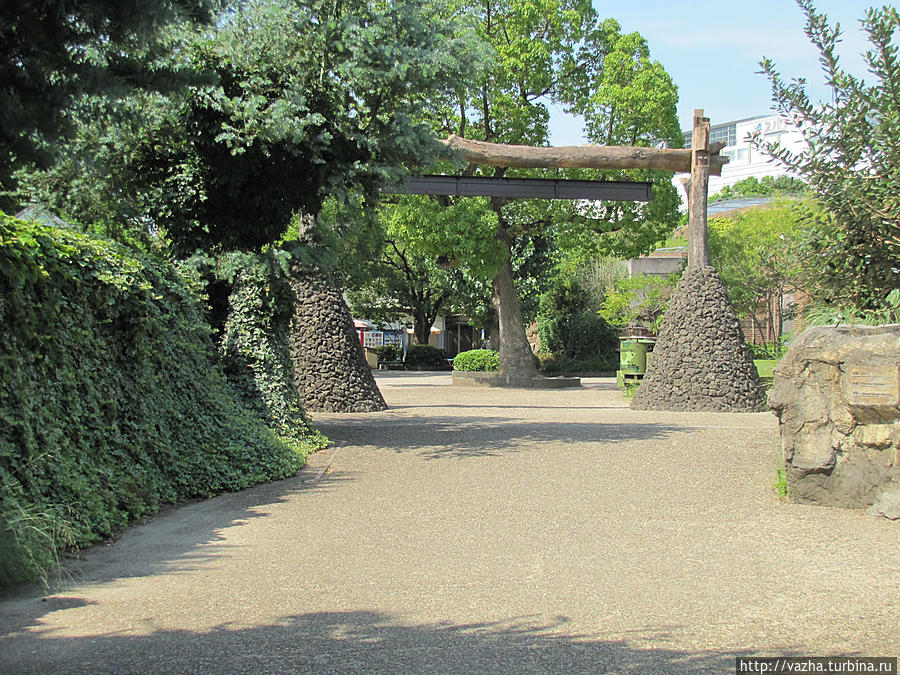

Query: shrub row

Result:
[0,215,322,587]
[452,349,500,372]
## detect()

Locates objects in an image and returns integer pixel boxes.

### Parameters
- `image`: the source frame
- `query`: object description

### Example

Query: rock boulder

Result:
[769,324,900,515]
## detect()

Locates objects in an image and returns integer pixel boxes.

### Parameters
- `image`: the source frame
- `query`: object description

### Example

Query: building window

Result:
[684,123,736,149]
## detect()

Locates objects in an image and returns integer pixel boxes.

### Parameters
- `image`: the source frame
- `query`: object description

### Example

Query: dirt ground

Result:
[1,373,897,673]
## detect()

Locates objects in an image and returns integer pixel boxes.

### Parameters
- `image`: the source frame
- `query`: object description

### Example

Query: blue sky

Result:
[549,0,875,144]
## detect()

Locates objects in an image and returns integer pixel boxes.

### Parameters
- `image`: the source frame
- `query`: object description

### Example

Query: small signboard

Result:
[363,331,383,348]
[844,365,900,408]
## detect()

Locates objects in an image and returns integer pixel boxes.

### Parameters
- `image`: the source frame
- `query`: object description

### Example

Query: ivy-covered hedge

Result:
[185,250,319,447]
[452,349,500,372]
[0,215,322,587]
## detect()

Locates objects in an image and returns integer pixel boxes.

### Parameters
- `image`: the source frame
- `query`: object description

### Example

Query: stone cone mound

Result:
[290,267,387,413]
[631,265,765,412]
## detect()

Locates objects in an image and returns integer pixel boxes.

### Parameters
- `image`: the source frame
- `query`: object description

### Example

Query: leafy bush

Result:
[539,277,592,318]
[453,349,500,372]
[538,311,619,361]
[405,344,448,366]
[184,250,320,448]
[801,289,900,327]
[0,214,323,587]
[375,344,401,363]
[599,273,679,333]
[709,175,808,203]
[538,354,618,375]
[747,335,792,360]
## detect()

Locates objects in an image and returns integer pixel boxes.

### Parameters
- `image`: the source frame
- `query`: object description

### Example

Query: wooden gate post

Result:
[688,109,711,268]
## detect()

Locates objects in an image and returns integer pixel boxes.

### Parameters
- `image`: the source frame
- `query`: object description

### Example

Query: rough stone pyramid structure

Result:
[631,265,765,412]
[289,266,387,413]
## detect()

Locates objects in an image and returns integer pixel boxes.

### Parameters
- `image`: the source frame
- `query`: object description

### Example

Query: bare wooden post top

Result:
[688,109,711,269]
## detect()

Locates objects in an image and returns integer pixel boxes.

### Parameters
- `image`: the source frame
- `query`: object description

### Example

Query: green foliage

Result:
[182,249,321,448]
[405,344,448,367]
[536,275,619,362]
[555,18,683,260]
[538,312,619,361]
[708,201,805,342]
[0,214,321,587]
[538,354,617,375]
[802,288,900,327]
[68,0,478,255]
[756,1,900,308]
[709,175,809,203]
[0,501,73,588]
[13,0,481,254]
[380,196,505,281]
[599,273,679,333]
[539,277,591,319]
[747,335,792,360]
[453,349,500,372]
[343,199,483,344]
[563,257,628,311]
[375,345,401,363]
[0,0,217,204]
[773,467,789,499]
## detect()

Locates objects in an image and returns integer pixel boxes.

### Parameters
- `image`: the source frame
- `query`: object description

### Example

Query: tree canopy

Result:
[14,0,481,255]
[365,2,681,376]
[756,0,900,308]
[0,0,219,203]
[708,201,805,342]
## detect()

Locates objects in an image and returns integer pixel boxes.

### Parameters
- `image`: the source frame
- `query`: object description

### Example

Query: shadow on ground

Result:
[314,417,688,460]
[0,609,763,674]
[0,467,353,603]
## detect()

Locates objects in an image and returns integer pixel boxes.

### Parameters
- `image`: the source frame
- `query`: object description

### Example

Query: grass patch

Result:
[773,467,789,500]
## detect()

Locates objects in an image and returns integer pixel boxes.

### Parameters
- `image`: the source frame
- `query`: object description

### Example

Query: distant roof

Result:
[15,205,73,229]
[647,247,687,258]
[707,197,775,216]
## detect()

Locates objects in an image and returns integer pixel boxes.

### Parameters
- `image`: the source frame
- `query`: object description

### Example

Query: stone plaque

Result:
[844,365,900,407]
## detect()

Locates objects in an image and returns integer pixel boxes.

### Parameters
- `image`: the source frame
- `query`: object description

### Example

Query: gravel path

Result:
[1,372,897,673]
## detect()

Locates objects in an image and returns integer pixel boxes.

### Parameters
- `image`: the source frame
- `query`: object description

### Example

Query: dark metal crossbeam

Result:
[391,175,651,202]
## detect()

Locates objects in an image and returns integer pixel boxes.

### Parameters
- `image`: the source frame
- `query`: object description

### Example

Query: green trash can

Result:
[619,338,655,375]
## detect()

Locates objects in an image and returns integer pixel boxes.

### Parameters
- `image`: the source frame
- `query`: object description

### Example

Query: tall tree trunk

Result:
[413,309,430,345]
[492,236,538,378]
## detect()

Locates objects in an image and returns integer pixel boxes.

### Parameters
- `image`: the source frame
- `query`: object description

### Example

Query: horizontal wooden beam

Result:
[390,175,652,201]
[439,135,728,176]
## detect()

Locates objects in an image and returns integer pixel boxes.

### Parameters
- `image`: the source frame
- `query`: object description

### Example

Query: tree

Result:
[142,0,479,254]
[709,175,809,203]
[391,5,681,379]
[15,0,481,414]
[345,235,464,345]
[756,0,900,309]
[16,0,479,254]
[555,20,683,260]
[0,0,218,206]
[708,201,805,342]
[598,273,679,335]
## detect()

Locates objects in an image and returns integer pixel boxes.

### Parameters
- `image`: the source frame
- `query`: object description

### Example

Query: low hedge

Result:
[0,214,323,587]
[538,311,619,361]
[405,344,448,366]
[375,344,401,363]
[453,349,500,372]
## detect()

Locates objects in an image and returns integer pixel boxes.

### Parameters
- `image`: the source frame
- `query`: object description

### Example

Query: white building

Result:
[676,113,806,202]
